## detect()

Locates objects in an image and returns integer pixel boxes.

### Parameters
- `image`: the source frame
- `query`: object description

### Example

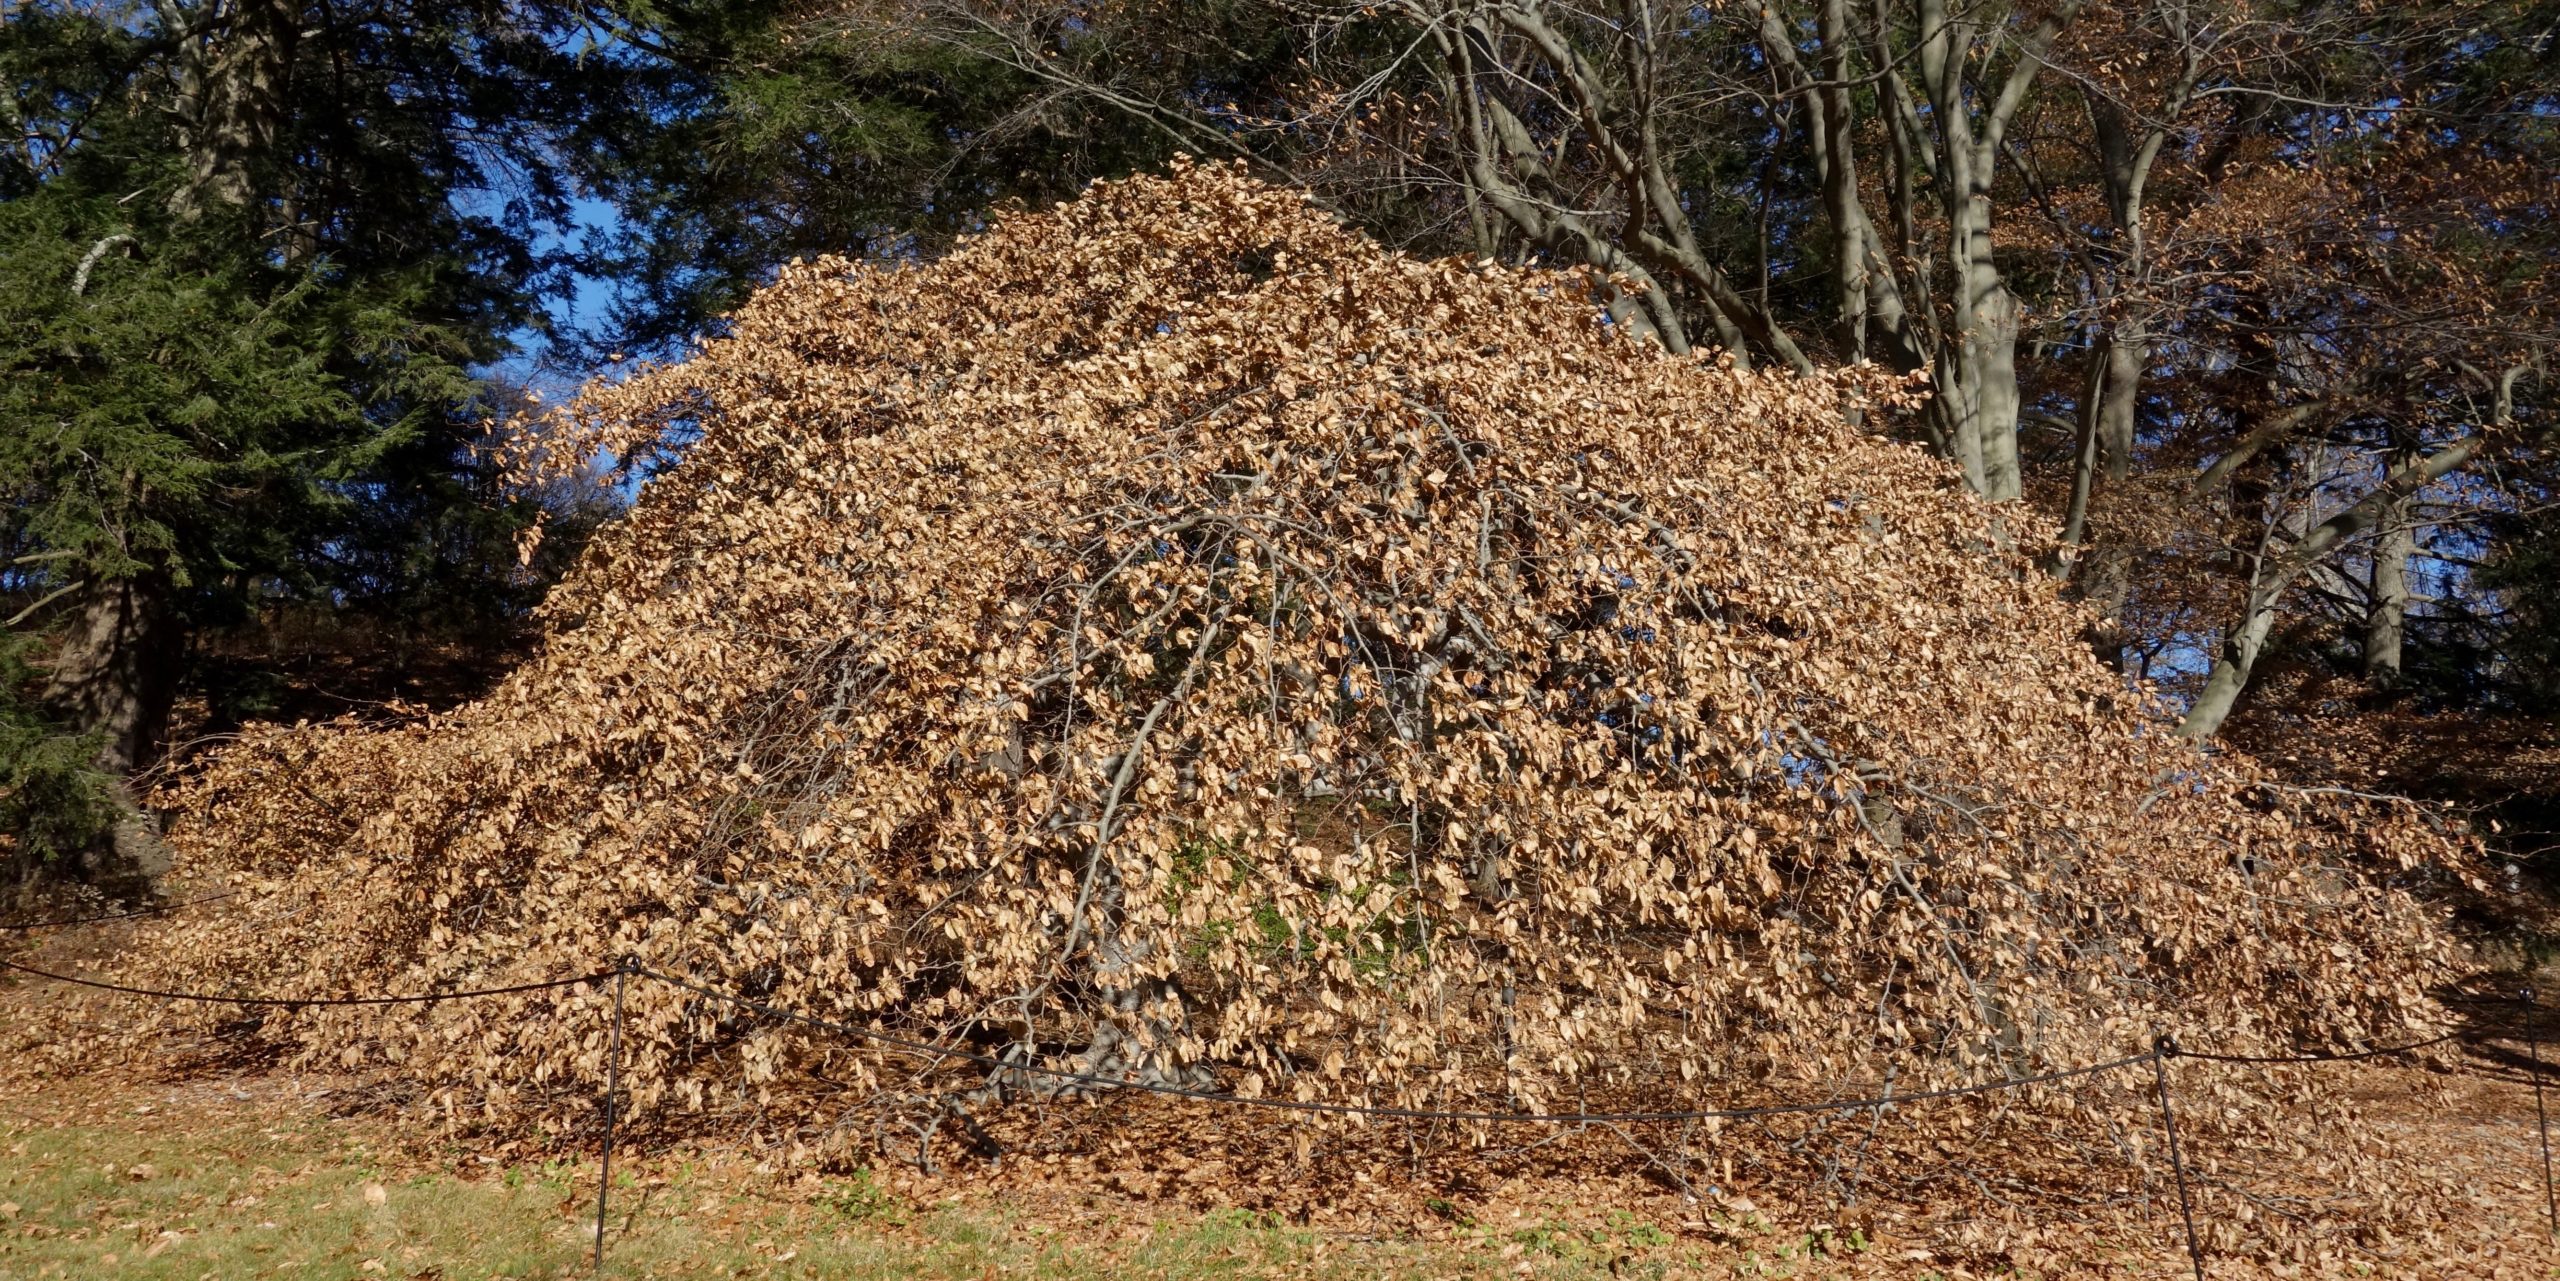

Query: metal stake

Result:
[2530,987,2557,1242]
[595,960,630,1271]
[2150,1036,2206,1281]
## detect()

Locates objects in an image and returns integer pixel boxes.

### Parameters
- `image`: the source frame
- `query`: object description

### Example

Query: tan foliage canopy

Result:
[146,163,2466,1142]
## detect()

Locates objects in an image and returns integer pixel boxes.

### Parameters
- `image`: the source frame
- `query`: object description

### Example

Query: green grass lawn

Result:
[1,1101,1763,1280]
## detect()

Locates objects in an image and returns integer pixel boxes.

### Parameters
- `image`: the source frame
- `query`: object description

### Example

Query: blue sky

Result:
[486,192,632,400]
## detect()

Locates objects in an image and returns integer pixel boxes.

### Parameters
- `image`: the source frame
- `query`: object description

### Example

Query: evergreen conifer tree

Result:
[0,0,620,887]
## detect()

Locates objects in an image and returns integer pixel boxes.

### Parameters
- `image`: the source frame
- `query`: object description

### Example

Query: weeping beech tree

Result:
[129,167,2469,1164]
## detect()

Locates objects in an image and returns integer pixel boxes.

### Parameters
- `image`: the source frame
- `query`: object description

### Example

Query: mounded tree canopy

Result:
[132,164,2467,1149]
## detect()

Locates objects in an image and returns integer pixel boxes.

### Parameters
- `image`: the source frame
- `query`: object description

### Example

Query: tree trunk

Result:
[2180,585,2281,740]
[2055,329,2144,661]
[2179,433,2483,737]
[167,0,300,219]
[40,574,180,888]
[1754,0,1925,379]
[1949,219,2025,501]
[1068,931,1215,1091]
[2054,339,2108,567]
[2097,331,2143,481]
[1931,61,2023,504]
[1050,861,1214,1094]
[2071,540,2135,671]
[2362,489,2413,687]
[1816,0,1867,360]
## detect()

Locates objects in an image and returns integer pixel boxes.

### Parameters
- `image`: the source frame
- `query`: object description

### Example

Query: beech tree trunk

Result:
[2096,333,2143,482]
[1907,0,2079,504]
[2180,434,2483,738]
[1956,261,2025,501]
[2363,492,2413,687]
[2182,585,2282,741]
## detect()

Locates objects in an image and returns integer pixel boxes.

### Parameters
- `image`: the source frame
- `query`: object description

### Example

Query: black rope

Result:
[2167,1029,2467,1065]
[5,944,2541,1278]
[0,956,615,1006]
[635,965,2153,1125]
[0,945,2501,1123]
[0,891,236,931]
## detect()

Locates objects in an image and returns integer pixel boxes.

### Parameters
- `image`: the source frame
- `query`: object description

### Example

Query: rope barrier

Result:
[636,964,2154,1125]
[0,891,236,931]
[2164,1029,2467,1065]
[0,944,2541,1275]
[0,956,614,1006]
[0,949,2489,1120]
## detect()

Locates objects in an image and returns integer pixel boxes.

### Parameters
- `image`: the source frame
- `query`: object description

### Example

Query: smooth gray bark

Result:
[2362,487,2414,686]
[2180,434,2484,737]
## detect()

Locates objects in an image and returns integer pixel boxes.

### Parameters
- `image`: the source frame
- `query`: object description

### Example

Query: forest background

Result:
[1,0,2554,901]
